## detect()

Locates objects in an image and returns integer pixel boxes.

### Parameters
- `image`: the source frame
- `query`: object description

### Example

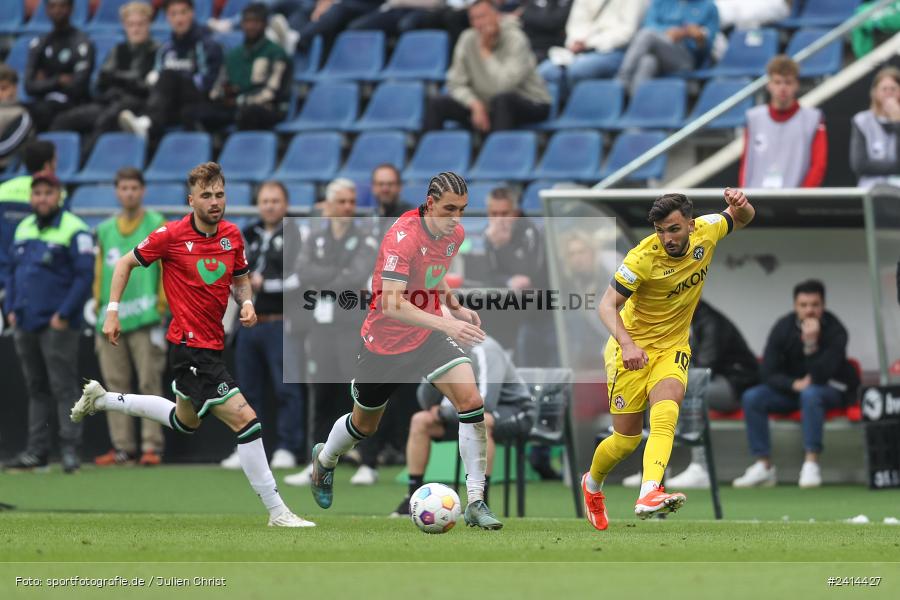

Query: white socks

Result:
[98,392,175,427]
[458,421,488,505]
[238,435,287,518]
[639,480,660,499]
[585,473,602,493]
[319,414,366,469]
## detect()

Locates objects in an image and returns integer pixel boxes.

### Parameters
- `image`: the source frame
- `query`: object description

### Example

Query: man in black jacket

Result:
[733,280,859,489]
[51,1,158,155]
[25,0,95,132]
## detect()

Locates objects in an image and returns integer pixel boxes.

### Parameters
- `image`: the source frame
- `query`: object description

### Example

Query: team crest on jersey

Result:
[220,237,232,251]
[614,395,625,410]
[446,243,455,256]
[693,246,705,261]
[217,382,230,397]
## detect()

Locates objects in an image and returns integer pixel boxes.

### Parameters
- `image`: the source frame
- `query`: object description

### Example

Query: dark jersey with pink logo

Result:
[361,207,464,355]
[133,213,248,350]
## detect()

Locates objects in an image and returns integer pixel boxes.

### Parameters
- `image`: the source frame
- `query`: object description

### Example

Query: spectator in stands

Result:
[347,0,445,38]
[209,0,317,36]
[118,0,224,144]
[0,65,34,170]
[852,1,900,58]
[186,3,292,131]
[423,0,551,132]
[219,181,307,471]
[739,56,827,189]
[284,179,379,486]
[93,168,167,467]
[714,0,789,30]
[517,0,572,64]
[2,172,93,474]
[25,0,95,132]
[51,2,158,155]
[296,0,385,54]
[850,66,900,188]
[616,0,719,96]
[390,331,533,516]
[733,280,860,489]
[537,0,646,91]
[372,163,413,219]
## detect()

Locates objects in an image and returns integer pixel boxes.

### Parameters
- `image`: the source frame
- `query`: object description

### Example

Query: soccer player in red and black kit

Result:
[309,171,503,529]
[71,162,314,528]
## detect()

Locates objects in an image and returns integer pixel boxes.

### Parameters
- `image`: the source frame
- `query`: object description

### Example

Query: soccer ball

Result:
[409,483,462,534]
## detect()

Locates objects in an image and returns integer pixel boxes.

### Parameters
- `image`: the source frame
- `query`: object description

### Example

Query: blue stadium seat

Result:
[285,182,317,207]
[23,0,89,33]
[6,35,38,74]
[533,131,602,181]
[143,183,188,207]
[145,132,212,183]
[379,30,449,81]
[521,180,556,213]
[226,182,253,207]
[294,36,323,82]
[38,131,80,183]
[599,131,668,182]
[402,131,471,181]
[86,0,132,33]
[684,79,753,130]
[315,31,385,81]
[467,132,537,181]
[613,79,687,130]
[337,131,406,180]
[90,34,122,81]
[0,0,25,34]
[217,131,277,182]
[71,133,145,183]
[786,28,844,77]
[402,179,428,205]
[525,82,560,129]
[69,184,119,209]
[354,81,424,131]
[539,80,623,130]
[779,0,862,28]
[151,0,212,35]
[214,31,244,53]
[272,132,343,182]
[464,182,505,212]
[220,0,253,19]
[691,29,778,79]
[275,81,358,132]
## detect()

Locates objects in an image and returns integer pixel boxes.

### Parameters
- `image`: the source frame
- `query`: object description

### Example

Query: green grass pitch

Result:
[2,464,899,599]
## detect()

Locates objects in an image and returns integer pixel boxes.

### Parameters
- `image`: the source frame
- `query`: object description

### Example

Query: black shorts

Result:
[169,344,240,418]
[352,331,470,411]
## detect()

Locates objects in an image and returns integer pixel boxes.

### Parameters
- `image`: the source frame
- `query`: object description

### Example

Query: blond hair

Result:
[766,55,799,79]
[120,1,153,21]
[870,66,900,114]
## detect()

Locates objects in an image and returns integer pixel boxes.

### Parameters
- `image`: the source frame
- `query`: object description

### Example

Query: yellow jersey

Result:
[612,212,732,351]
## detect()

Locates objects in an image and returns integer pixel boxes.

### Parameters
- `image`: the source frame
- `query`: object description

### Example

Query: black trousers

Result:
[29,99,74,132]
[50,96,146,155]
[424,92,550,132]
[145,71,206,141]
[182,101,284,132]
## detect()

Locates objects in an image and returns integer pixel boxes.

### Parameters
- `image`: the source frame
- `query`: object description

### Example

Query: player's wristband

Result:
[242,300,253,307]
[106,302,119,312]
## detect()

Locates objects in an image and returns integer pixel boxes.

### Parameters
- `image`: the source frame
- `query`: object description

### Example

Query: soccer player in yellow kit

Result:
[582,188,755,530]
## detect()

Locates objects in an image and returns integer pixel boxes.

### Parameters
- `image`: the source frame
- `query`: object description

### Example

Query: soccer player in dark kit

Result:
[71,162,314,528]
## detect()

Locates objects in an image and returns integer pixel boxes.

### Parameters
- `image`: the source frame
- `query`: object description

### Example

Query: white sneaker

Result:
[665,463,711,489]
[270,449,297,469]
[220,448,241,470]
[118,110,151,140]
[798,461,822,488]
[350,465,378,485]
[283,463,314,486]
[71,380,106,423]
[732,461,777,488]
[268,509,316,528]
[622,471,642,488]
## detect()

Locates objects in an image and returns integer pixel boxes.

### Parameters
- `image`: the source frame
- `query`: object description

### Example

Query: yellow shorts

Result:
[603,338,691,414]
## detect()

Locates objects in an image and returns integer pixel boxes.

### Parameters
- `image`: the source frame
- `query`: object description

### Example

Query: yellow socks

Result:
[589,430,642,488]
[642,399,680,487]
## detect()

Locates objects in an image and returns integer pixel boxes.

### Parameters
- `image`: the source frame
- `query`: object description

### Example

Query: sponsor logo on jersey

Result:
[693,246,705,261]
[616,264,637,285]
[667,265,708,298]
[185,241,193,252]
[220,237,232,251]
[396,231,407,242]
[424,264,447,289]
[385,255,399,271]
[197,258,227,285]
[421,247,427,256]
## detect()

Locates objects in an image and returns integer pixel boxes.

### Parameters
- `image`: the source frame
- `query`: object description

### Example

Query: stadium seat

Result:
[337,131,406,180]
[272,132,343,182]
[691,29,778,79]
[520,180,556,213]
[533,130,602,181]
[86,0,132,33]
[220,0,253,19]
[779,0,862,28]
[402,131,471,181]
[151,0,212,35]
[217,131,277,182]
[539,80,623,130]
[69,184,119,209]
[214,31,244,52]
[786,28,844,77]
[143,183,188,207]
[22,0,89,33]
[285,182,317,207]
[401,179,428,205]
[90,34,122,82]
[71,132,145,183]
[463,181,504,212]
[599,130,668,182]
[684,79,753,130]
[613,79,687,130]
[379,30,449,81]
[225,182,253,207]
[145,132,212,183]
[5,35,37,74]
[293,36,323,82]
[315,31,385,81]
[275,81,358,132]
[0,0,24,34]
[353,81,424,131]
[38,131,80,182]
[467,132,537,181]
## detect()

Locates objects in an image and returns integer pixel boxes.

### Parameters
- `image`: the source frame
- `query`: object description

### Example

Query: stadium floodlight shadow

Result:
[455,367,582,519]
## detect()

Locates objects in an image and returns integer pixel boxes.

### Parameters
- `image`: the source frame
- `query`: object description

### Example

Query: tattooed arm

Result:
[232,274,257,327]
